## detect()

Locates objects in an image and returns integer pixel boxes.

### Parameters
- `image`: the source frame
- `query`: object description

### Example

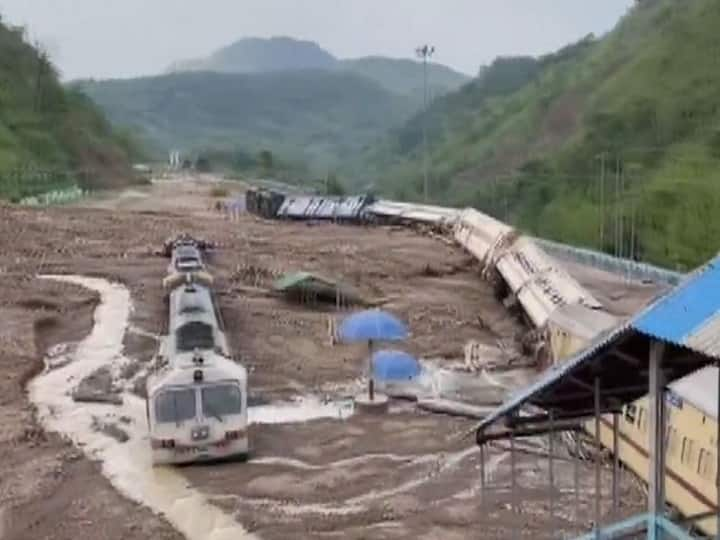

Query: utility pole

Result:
[416,44,435,203]
[599,152,606,250]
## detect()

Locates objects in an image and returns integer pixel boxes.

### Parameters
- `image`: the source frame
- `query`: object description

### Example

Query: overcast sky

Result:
[0,0,634,81]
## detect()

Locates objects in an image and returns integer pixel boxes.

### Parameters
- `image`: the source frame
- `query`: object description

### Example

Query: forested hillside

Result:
[0,18,139,200]
[363,0,720,270]
[78,70,415,174]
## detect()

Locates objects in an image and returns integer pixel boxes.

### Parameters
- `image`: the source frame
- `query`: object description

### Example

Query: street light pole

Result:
[416,44,435,203]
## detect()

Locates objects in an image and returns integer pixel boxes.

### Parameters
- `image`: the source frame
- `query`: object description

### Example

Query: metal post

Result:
[615,156,620,258]
[549,411,555,522]
[600,152,606,249]
[511,434,518,540]
[415,45,434,202]
[613,412,620,518]
[716,361,719,540]
[422,52,428,203]
[575,434,581,525]
[480,443,486,505]
[649,341,666,540]
[368,339,374,401]
[594,376,602,539]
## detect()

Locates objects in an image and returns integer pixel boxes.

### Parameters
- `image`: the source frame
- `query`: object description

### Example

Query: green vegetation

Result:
[362,0,720,270]
[0,18,139,200]
[77,69,415,175]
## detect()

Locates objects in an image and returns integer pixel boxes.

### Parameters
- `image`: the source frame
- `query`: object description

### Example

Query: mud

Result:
[0,176,655,539]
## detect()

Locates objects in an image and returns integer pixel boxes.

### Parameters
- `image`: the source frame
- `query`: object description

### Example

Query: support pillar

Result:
[594,376,602,540]
[480,443,486,506]
[575,434,581,525]
[511,434,518,540]
[648,341,666,540]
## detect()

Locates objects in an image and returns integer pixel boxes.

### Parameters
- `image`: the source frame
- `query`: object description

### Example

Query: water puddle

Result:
[249,397,354,424]
[28,275,257,540]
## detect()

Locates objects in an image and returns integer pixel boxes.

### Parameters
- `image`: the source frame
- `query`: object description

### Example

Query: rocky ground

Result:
[0,176,653,540]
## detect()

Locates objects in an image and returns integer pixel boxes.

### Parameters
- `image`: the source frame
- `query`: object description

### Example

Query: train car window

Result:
[637,408,647,432]
[155,388,197,423]
[681,438,696,466]
[666,427,677,456]
[177,322,215,351]
[698,449,715,480]
[201,384,243,418]
[624,404,637,424]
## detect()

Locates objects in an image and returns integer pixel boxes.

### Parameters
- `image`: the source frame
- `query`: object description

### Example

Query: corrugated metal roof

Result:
[634,255,720,357]
[668,366,718,420]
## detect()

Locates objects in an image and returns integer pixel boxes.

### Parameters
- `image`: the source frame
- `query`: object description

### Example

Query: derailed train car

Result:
[453,208,604,347]
[146,236,248,465]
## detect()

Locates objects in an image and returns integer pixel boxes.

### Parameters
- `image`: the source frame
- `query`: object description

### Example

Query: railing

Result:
[0,169,95,203]
[570,512,695,540]
[19,185,87,206]
[533,238,684,287]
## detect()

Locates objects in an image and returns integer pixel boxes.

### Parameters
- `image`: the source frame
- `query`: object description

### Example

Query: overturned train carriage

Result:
[146,238,248,465]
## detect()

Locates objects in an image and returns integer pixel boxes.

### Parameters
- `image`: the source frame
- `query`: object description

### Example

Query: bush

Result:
[209,186,228,198]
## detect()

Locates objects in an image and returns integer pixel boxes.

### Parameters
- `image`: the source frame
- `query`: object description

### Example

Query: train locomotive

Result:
[146,235,248,465]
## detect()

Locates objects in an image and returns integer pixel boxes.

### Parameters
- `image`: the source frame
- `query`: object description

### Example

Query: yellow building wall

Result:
[588,396,718,536]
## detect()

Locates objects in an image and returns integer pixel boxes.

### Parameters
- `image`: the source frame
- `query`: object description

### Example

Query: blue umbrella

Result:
[338,309,409,401]
[372,350,421,381]
[338,309,408,342]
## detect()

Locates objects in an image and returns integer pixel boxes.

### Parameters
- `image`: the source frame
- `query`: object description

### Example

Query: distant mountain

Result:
[167,37,336,74]
[76,69,414,172]
[166,37,469,98]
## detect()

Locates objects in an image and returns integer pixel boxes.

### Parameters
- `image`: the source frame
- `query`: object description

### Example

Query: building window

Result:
[625,404,637,424]
[637,408,647,432]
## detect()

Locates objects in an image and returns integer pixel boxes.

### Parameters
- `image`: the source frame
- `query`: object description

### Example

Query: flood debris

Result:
[72,367,123,405]
[91,416,130,443]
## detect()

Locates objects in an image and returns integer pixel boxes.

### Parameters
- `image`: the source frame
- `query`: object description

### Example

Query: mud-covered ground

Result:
[0,176,652,539]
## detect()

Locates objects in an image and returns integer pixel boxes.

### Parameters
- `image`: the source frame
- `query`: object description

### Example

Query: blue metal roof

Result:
[476,252,720,435]
[634,256,720,346]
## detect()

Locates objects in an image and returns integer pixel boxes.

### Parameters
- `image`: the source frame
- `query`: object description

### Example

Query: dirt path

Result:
[0,176,649,539]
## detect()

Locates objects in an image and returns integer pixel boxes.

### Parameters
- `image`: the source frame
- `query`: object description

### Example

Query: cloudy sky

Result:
[0,0,634,81]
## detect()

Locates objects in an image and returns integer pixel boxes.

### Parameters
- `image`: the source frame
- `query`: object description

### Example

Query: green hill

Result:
[166,37,469,98]
[362,0,720,270]
[338,56,469,99]
[0,19,140,200]
[77,69,415,173]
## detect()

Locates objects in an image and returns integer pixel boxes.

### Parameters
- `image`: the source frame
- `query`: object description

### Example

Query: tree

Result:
[325,173,345,196]
[258,149,274,172]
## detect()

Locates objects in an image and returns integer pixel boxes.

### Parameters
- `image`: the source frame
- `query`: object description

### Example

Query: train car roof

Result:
[669,366,718,420]
[147,354,247,396]
[548,303,619,341]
